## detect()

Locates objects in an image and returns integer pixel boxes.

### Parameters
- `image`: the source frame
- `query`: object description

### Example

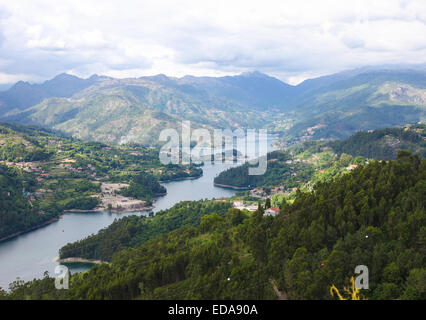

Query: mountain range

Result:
[1,67,425,145]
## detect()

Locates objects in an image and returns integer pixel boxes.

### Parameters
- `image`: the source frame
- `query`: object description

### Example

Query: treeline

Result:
[0,165,58,239]
[119,173,166,204]
[0,125,53,162]
[214,150,313,188]
[35,179,101,214]
[59,200,232,261]
[4,151,424,299]
[264,150,425,299]
[158,164,202,181]
[328,125,426,160]
[0,142,53,162]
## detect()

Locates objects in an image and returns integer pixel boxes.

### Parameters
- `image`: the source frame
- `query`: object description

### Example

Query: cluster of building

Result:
[232,200,258,212]
[59,161,98,178]
[232,200,281,217]
[250,185,290,199]
[1,161,41,173]
[23,189,47,204]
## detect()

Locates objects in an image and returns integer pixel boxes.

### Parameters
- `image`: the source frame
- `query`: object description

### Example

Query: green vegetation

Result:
[328,124,426,159]
[59,200,232,261]
[214,149,363,194]
[0,122,201,240]
[215,125,426,194]
[0,164,57,240]
[119,173,166,202]
[214,150,314,189]
[3,152,424,299]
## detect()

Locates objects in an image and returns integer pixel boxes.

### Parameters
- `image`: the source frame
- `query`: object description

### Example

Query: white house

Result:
[233,200,243,207]
[264,207,280,217]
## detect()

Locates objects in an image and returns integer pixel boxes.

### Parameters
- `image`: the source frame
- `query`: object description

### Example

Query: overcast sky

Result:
[0,0,426,85]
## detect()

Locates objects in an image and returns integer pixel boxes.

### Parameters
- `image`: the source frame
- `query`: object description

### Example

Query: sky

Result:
[0,0,426,85]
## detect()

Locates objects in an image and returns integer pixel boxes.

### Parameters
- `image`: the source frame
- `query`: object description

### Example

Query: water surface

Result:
[0,135,276,289]
[0,163,237,289]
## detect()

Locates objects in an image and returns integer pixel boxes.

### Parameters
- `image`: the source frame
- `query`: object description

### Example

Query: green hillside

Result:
[59,200,232,261]
[329,124,426,159]
[0,123,201,239]
[282,70,426,142]
[0,164,55,240]
[3,152,425,300]
[214,124,426,195]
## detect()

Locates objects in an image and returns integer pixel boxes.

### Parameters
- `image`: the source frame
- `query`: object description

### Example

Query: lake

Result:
[0,135,276,289]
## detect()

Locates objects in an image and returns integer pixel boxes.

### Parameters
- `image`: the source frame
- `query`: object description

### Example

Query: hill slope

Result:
[214,124,426,191]
[328,124,426,159]
[4,152,425,299]
[284,69,426,141]
[0,73,96,116]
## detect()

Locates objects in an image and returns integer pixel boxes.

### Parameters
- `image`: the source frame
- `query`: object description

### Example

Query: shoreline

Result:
[55,257,109,265]
[0,217,60,243]
[213,182,251,190]
[0,173,203,243]
[0,199,156,244]
[0,196,157,244]
[63,204,155,214]
[160,174,202,183]
[0,189,165,244]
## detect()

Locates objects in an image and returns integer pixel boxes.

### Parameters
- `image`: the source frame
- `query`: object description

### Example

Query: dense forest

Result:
[119,173,167,204]
[214,150,314,188]
[3,151,424,299]
[328,124,426,160]
[59,200,232,261]
[0,165,57,239]
[0,122,202,239]
[215,125,426,190]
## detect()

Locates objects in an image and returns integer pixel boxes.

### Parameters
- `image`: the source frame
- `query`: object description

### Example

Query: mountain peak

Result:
[240,70,269,78]
[10,80,31,90]
[51,73,81,81]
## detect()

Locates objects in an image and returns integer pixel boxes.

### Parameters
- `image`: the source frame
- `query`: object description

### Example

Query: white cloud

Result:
[0,0,426,84]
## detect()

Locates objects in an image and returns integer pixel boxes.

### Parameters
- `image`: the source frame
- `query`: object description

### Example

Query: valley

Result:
[0,71,425,301]
[0,122,201,241]
[1,0,426,304]
[1,68,425,146]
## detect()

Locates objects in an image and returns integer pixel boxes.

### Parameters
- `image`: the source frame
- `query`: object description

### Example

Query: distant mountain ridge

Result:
[0,73,97,115]
[1,66,425,145]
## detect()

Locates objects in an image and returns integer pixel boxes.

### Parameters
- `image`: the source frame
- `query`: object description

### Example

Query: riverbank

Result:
[0,217,60,243]
[160,174,202,183]
[63,205,154,213]
[0,161,239,290]
[55,257,109,265]
[0,184,160,243]
[213,183,251,190]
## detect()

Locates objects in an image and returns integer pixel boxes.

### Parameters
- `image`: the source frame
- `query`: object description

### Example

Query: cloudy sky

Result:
[0,0,426,85]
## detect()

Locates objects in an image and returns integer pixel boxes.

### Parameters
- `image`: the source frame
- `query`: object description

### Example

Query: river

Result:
[0,135,276,290]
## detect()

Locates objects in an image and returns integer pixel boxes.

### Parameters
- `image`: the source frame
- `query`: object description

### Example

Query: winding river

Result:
[0,136,276,289]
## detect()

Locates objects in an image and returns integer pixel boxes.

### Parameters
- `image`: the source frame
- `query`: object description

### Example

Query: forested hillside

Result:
[59,200,232,261]
[214,150,314,189]
[328,124,426,159]
[216,125,426,190]
[4,151,424,299]
[0,165,56,240]
[0,122,201,239]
